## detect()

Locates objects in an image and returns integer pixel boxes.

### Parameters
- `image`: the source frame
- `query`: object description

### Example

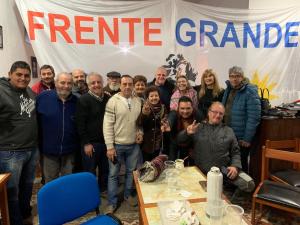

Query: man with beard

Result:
[75,72,110,193]
[103,71,121,96]
[71,69,88,97]
[71,69,88,172]
[0,61,38,225]
[178,102,255,196]
[161,96,201,164]
[36,72,80,183]
[31,64,55,94]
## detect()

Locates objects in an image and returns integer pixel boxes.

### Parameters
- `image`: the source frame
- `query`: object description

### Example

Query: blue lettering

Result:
[285,22,299,47]
[264,23,282,48]
[200,20,218,47]
[243,23,260,48]
[175,19,299,48]
[220,22,240,47]
[176,18,196,46]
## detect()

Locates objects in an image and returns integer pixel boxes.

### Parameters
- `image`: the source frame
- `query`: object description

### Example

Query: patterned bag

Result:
[138,154,168,182]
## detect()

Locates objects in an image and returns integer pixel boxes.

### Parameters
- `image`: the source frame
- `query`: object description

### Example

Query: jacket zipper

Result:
[60,102,65,155]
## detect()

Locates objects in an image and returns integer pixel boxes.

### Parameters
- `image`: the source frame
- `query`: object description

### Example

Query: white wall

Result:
[186,0,249,9]
[0,0,35,80]
[249,0,300,9]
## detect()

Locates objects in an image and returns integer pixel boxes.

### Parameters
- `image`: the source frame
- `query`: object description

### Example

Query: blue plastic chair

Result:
[37,172,121,225]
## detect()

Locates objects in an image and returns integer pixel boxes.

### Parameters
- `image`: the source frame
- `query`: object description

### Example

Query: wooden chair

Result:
[265,139,300,186]
[251,147,300,224]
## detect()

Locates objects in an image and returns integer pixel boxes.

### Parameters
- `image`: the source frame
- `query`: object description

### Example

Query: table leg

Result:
[0,185,10,225]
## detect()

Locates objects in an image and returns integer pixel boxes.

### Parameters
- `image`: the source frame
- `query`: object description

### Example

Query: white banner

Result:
[16,0,300,105]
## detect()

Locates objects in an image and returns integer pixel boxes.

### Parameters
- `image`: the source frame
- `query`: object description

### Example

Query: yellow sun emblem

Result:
[251,70,278,100]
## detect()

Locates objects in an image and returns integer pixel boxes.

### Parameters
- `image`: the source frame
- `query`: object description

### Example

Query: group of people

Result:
[0,60,261,224]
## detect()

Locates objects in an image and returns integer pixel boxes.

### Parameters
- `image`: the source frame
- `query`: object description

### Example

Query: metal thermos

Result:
[206,166,223,218]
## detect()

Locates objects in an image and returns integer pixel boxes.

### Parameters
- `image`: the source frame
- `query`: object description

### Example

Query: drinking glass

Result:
[175,159,184,171]
[224,204,244,225]
[166,172,177,193]
[164,160,175,170]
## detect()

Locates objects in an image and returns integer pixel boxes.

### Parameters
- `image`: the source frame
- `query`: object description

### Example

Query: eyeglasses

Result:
[229,74,242,79]
[209,110,224,116]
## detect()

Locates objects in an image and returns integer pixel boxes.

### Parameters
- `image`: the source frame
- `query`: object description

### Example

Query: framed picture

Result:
[31,56,38,78]
[0,26,3,49]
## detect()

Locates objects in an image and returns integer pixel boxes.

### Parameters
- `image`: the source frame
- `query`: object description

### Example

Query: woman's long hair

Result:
[199,69,222,98]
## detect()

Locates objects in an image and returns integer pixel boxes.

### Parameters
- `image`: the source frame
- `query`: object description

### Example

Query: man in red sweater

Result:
[31,64,55,94]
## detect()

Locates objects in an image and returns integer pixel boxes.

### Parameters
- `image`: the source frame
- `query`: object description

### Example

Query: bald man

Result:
[71,69,88,97]
[178,102,255,196]
[36,72,80,183]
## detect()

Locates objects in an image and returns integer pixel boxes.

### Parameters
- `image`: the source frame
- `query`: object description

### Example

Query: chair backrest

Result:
[265,138,300,170]
[38,172,100,225]
[261,147,300,181]
[265,139,297,150]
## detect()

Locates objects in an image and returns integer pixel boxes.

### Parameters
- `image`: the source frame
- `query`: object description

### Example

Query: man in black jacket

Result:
[0,61,38,225]
[148,66,175,111]
[75,72,110,192]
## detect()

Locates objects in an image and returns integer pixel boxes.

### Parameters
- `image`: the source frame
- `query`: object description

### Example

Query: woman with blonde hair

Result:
[170,75,198,111]
[197,69,224,120]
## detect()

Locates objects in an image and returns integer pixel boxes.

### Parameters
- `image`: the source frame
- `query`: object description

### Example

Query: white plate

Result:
[158,200,200,225]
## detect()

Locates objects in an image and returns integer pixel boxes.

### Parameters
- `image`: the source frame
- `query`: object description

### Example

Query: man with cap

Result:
[103,71,121,96]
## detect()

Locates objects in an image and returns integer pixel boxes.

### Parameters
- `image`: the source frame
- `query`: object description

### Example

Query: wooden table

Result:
[0,173,11,225]
[134,166,250,225]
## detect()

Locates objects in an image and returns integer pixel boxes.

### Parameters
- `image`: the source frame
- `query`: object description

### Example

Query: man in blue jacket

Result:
[222,66,261,173]
[36,72,79,183]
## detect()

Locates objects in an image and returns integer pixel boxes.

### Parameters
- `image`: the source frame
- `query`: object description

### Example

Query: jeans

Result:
[43,153,75,183]
[230,171,255,192]
[107,144,139,206]
[0,148,38,225]
[81,143,108,191]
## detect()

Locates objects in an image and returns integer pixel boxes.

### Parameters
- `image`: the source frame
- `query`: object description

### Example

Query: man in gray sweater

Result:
[178,101,255,194]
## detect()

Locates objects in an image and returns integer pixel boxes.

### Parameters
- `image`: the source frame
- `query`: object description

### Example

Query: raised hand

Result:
[142,101,151,115]
[161,118,171,132]
[186,120,200,135]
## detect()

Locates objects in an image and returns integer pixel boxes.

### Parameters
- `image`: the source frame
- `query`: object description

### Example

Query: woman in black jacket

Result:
[196,69,224,121]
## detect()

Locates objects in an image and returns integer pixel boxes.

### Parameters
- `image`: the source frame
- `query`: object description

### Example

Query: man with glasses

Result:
[178,102,255,197]
[222,66,261,173]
